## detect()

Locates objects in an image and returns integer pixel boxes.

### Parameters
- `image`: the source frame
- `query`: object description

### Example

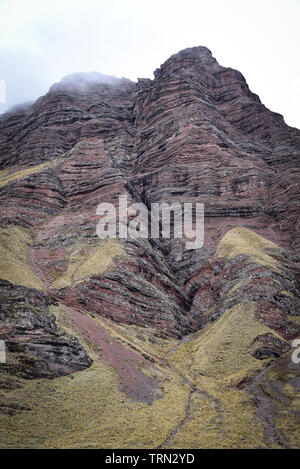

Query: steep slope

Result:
[1,227,299,448]
[0,47,299,448]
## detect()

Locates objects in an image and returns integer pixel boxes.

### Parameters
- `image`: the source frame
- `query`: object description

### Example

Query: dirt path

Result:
[157,385,197,449]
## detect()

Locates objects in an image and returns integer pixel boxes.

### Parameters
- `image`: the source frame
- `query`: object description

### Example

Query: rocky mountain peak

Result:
[154,45,217,79]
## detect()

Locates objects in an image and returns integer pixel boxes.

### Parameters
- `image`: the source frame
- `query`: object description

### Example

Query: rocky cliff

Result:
[0,47,299,449]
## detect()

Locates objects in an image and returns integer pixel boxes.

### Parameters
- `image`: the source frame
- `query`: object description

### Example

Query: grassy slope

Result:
[0,225,299,448]
[0,226,45,291]
[0,160,61,188]
[51,239,124,289]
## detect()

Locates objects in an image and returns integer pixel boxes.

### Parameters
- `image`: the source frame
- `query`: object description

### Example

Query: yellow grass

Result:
[0,225,44,290]
[0,159,61,188]
[0,312,188,449]
[51,239,125,289]
[216,226,282,273]
[0,225,298,448]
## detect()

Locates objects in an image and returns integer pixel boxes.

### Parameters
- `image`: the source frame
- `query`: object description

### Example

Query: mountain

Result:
[0,46,299,449]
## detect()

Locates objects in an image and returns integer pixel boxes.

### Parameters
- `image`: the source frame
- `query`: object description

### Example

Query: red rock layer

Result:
[0,47,299,343]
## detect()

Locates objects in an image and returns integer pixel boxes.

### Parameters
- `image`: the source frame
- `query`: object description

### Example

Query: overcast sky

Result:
[0,0,299,128]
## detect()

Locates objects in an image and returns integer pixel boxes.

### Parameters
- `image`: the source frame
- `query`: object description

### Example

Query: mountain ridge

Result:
[0,46,299,448]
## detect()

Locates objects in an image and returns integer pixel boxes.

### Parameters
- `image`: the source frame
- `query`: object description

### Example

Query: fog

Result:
[0,0,299,128]
[49,72,131,93]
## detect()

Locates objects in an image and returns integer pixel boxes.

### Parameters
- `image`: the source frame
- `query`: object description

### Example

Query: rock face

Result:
[0,280,92,382]
[0,47,299,448]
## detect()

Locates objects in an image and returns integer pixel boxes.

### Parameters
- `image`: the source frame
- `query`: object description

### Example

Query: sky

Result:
[0,0,299,128]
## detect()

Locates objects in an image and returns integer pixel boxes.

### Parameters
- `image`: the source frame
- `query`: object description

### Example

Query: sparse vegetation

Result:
[0,225,44,290]
[0,221,298,449]
[0,159,61,188]
[216,226,282,273]
[51,239,125,289]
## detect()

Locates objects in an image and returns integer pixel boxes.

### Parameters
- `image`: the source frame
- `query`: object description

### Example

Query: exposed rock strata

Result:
[0,280,92,383]
[0,47,299,448]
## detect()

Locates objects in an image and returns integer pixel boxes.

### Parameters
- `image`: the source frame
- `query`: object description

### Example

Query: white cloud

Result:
[0,0,299,128]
